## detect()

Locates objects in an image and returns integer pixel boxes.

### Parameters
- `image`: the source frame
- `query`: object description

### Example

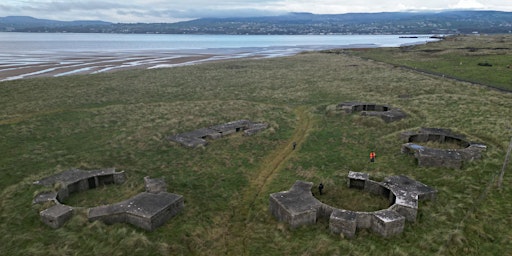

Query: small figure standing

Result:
[292,141,297,150]
[318,183,324,195]
[369,151,376,163]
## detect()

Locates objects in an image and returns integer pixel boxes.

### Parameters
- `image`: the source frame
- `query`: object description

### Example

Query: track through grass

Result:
[222,106,314,253]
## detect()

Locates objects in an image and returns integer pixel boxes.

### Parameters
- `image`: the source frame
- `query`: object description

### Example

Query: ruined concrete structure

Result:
[168,119,268,147]
[33,169,183,231]
[34,168,126,203]
[401,128,486,169]
[88,191,183,231]
[268,181,323,229]
[39,204,74,229]
[336,102,407,123]
[269,172,436,238]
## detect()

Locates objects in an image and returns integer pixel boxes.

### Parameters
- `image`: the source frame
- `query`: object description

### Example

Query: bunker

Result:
[401,128,486,169]
[269,172,437,238]
[336,102,407,123]
[33,169,183,230]
[168,119,268,148]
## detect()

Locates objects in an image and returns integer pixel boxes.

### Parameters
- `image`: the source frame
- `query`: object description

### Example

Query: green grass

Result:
[339,34,512,91]
[1,35,512,255]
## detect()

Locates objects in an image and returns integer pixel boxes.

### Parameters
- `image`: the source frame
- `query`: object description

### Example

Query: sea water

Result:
[0,32,438,54]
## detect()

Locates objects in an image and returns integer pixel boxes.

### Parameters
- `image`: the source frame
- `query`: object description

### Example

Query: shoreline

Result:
[0,51,242,81]
[0,47,317,82]
[0,41,434,82]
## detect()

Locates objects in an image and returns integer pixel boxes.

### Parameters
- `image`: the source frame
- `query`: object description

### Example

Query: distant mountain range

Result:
[1,11,511,35]
[0,16,111,29]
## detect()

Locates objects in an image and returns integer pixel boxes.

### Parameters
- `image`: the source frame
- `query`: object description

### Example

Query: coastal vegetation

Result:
[0,35,511,255]
[343,34,512,91]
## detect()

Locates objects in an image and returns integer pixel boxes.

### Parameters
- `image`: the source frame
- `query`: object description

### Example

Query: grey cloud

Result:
[1,0,511,23]
[116,7,287,22]
[35,1,134,12]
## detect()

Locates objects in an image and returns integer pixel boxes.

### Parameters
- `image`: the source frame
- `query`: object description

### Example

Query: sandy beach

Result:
[0,50,271,82]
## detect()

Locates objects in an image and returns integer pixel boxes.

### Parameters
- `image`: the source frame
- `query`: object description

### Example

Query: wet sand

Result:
[0,49,275,82]
[0,43,388,82]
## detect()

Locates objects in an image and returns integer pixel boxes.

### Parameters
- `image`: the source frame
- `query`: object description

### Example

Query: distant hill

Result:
[0,16,112,32]
[1,11,511,34]
[174,11,512,34]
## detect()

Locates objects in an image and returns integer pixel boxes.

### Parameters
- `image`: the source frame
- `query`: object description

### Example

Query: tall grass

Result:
[1,35,511,255]
[344,34,512,91]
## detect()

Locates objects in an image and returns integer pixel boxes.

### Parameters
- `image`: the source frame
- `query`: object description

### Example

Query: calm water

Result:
[0,32,438,54]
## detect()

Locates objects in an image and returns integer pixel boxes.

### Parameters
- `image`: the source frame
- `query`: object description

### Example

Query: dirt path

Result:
[246,106,313,206]
[223,106,315,253]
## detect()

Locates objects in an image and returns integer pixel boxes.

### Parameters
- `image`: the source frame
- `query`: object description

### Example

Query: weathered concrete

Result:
[270,172,436,238]
[269,181,323,229]
[347,171,368,189]
[371,209,406,237]
[383,175,438,202]
[88,192,184,231]
[168,128,217,147]
[33,191,59,205]
[168,119,268,148]
[330,209,357,238]
[33,169,183,231]
[34,168,126,190]
[40,204,74,229]
[336,102,407,123]
[33,168,126,203]
[401,128,486,169]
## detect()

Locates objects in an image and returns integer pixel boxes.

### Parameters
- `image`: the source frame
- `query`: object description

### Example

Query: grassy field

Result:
[1,35,511,255]
[341,34,512,92]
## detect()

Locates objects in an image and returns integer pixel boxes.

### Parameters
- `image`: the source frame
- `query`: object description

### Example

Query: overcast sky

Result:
[1,0,511,23]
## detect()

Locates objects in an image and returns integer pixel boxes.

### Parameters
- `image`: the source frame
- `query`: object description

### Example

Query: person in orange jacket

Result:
[369,151,376,162]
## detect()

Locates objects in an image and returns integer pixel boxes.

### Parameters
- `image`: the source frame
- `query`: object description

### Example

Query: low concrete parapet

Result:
[244,123,269,136]
[34,168,126,200]
[336,102,407,123]
[33,191,59,205]
[168,119,268,148]
[371,209,406,237]
[269,181,323,229]
[88,192,184,231]
[40,204,74,229]
[330,209,357,238]
[401,128,486,169]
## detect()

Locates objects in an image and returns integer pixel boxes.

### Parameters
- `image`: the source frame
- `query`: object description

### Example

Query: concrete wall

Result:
[330,209,357,238]
[390,204,417,222]
[371,210,405,237]
[354,211,373,229]
[148,196,184,231]
[269,195,318,229]
[290,210,318,229]
[40,205,74,229]
[364,179,390,200]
